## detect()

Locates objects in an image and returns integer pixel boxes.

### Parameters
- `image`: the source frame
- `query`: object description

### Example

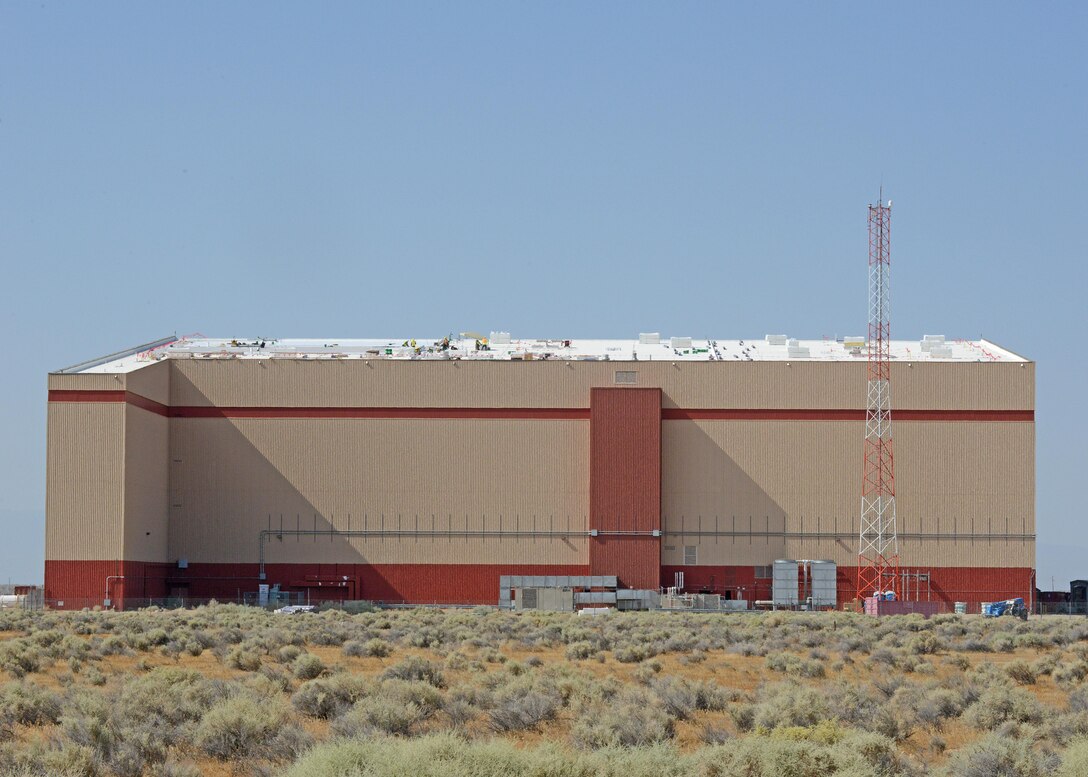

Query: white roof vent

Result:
[928,345,953,358]
[787,345,811,358]
[670,336,692,350]
[920,335,946,352]
[639,333,661,345]
[766,334,788,346]
[489,331,511,345]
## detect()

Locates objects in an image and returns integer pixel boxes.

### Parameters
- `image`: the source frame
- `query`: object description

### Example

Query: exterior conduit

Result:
[258,528,627,580]
[104,575,125,606]
[256,528,1034,580]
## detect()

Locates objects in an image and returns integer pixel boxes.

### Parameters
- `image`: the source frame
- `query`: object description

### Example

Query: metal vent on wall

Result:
[522,589,538,609]
[614,370,637,385]
[754,565,771,579]
[684,545,697,565]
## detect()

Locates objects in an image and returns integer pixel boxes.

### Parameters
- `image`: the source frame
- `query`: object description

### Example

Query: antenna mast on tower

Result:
[857,193,900,600]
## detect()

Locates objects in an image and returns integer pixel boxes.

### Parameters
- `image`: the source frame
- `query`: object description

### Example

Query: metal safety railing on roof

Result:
[53,335,179,374]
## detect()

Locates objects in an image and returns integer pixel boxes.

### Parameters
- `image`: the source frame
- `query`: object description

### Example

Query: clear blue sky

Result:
[1,3,1084,587]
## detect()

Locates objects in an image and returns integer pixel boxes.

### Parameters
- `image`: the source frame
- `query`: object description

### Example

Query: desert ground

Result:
[0,604,1084,776]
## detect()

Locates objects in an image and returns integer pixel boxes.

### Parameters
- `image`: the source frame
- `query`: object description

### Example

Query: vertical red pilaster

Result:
[589,387,661,589]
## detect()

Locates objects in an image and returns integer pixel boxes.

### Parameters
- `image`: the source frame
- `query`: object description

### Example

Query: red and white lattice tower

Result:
[857,195,900,600]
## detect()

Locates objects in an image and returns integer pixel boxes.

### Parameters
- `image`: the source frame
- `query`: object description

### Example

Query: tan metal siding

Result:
[168,418,589,564]
[48,373,127,392]
[122,405,169,563]
[124,360,170,404]
[167,359,1033,411]
[662,420,1034,568]
[45,403,126,560]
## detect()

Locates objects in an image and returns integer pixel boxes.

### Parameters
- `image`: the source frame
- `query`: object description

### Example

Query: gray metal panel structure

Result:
[773,559,799,606]
[809,560,837,607]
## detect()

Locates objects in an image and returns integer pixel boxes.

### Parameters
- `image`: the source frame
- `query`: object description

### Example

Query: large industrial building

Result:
[45,334,1034,610]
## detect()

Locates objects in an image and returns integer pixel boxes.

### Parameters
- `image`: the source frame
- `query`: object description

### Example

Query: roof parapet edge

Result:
[52,335,179,374]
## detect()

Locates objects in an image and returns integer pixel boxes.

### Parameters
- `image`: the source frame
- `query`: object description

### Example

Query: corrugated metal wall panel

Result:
[45,403,126,560]
[124,360,171,405]
[589,388,661,588]
[123,406,170,563]
[48,373,127,392]
[44,559,123,608]
[167,359,1033,411]
[661,419,1034,569]
[168,418,589,564]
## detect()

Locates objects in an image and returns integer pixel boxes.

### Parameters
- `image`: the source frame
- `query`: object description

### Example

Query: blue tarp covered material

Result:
[983,598,1026,617]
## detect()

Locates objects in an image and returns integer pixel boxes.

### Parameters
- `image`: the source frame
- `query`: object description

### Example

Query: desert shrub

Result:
[565,641,599,660]
[279,644,304,663]
[915,687,969,730]
[765,652,825,679]
[379,679,444,717]
[571,689,673,748]
[751,683,828,731]
[292,653,326,680]
[945,654,971,671]
[613,644,656,663]
[150,761,202,777]
[332,696,425,737]
[443,698,477,728]
[1058,738,1088,777]
[730,702,757,732]
[908,632,944,655]
[700,729,913,777]
[0,740,100,777]
[1054,660,1088,685]
[194,696,303,760]
[344,638,392,658]
[225,646,261,671]
[86,667,107,686]
[117,667,221,730]
[963,686,1045,729]
[939,734,1058,777]
[652,677,698,720]
[145,628,170,647]
[873,674,905,698]
[292,675,369,719]
[486,690,560,732]
[701,724,732,744]
[381,656,444,688]
[1069,687,1088,713]
[1006,659,1038,685]
[282,733,678,777]
[0,682,62,725]
[0,641,41,678]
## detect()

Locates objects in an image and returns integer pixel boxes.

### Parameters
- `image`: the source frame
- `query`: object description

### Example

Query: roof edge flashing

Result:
[53,335,179,375]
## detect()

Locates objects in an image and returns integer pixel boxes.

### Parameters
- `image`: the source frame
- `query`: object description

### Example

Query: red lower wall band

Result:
[45,560,1033,612]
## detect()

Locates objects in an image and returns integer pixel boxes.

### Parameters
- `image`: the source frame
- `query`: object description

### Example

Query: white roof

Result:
[67,334,1028,374]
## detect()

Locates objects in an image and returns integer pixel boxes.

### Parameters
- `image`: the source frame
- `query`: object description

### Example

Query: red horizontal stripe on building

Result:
[663,408,1034,422]
[170,406,592,420]
[47,390,1033,422]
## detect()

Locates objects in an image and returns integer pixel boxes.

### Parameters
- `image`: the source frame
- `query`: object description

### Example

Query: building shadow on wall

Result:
[164,368,586,601]
[661,419,788,562]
